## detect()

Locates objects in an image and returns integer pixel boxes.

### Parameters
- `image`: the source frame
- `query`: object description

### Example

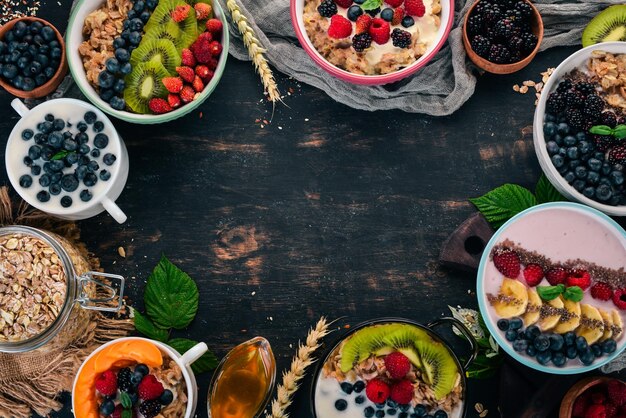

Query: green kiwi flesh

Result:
[144,0,198,44]
[414,337,458,400]
[130,39,181,74]
[142,21,197,53]
[339,324,403,372]
[582,5,626,47]
[124,61,170,114]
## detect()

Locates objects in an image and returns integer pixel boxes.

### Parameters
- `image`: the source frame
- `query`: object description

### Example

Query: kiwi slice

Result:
[339,324,403,373]
[582,5,626,47]
[142,21,197,53]
[144,0,198,39]
[124,61,170,114]
[130,39,181,74]
[382,325,431,367]
[414,337,459,400]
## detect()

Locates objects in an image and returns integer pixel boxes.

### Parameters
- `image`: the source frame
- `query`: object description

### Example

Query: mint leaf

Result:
[144,256,199,329]
[51,150,69,161]
[563,286,584,302]
[168,338,218,374]
[614,124,626,139]
[535,174,565,204]
[122,410,132,418]
[470,184,537,228]
[537,284,565,301]
[134,309,169,342]
[361,0,382,10]
[589,125,613,136]
[120,392,132,409]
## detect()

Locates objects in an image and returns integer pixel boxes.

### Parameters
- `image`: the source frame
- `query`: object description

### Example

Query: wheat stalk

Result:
[225,0,281,103]
[266,317,333,418]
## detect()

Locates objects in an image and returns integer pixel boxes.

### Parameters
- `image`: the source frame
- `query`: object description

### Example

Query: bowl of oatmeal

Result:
[310,318,477,418]
[291,0,453,84]
[73,337,208,418]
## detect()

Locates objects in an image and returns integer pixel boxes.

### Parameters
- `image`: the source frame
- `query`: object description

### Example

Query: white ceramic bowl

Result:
[6,98,129,223]
[533,42,626,216]
[290,0,454,85]
[65,0,229,124]
[72,337,208,418]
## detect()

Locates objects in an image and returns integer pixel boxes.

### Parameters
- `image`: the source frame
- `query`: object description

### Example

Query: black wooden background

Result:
[0,3,624,417]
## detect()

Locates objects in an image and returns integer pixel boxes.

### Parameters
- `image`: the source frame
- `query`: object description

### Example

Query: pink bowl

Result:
[290,0,454,85]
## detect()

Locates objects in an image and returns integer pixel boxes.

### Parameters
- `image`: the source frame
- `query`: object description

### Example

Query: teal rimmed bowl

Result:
[477,202,626,374]
[65,0,229,124]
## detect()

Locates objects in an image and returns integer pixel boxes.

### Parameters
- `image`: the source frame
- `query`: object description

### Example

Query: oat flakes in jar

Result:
[0,225,124,353]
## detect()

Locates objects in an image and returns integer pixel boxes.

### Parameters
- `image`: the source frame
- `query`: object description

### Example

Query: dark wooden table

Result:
[1,3,625,418]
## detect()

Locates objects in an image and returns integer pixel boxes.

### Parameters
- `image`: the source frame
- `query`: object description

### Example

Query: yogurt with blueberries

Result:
[6,107,120,211]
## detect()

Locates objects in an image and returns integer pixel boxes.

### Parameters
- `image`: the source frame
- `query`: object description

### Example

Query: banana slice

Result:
[576,304,604,345]
[612,310,623,341]
[599,309,613,342]
[538,297,564,331]
[491,278,529,318]
[523,288,542,326]
[554,297,581,334]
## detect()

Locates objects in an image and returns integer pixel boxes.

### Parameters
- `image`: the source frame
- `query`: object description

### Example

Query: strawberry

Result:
[567,270,591,290]
[190,37,212,63]
[148,98,172,114]
[546,266,569,286]
[198,31,213,42]
[180,85,196,103]
[334,0,352,7]
[181,48,196,67]
[392,7,404,25]
[206,18,223,34]
[209,41,223,56]
[592,391,607,405]
[523,263,544,287]
[138,374,164,401]
[386,0,403,7]
[195,65,213,82]
[176,66,195,83]
[328,14,352,38]
[355,14,372,34]
[591,282,613,301]
[585,404,607,418]
[365,378,390,404]
[384,352,410,379]
[492,249,520,278]
[95,370,117,396]
[613,289,626,310]
[607,381,626,406]
[194,2,212,20]
[171,4,191,22]
[192,75,204,92]
[206,57,218,70]
[161,76,183,94]
[167,93,181,109]
[573,394,591,418]
[404,0,425,16]
[389,380,413,405]
[368,18,390,44]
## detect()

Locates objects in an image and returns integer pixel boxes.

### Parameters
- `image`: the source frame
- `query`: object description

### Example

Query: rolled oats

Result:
[588,50,626,111]
[153,357,188,418]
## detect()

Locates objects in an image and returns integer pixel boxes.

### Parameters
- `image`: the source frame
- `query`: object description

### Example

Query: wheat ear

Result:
[266,317,332,418]
[225,0,281,103]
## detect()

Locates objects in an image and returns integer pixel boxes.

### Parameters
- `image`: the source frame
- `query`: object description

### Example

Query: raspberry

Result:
[167,93,181,109]
[389,380,414,405]
[585,404,607,418]
[355,14,372,34]
[351,33,372,52]
[206,18,223,34]
[492,249,520,278]
[190,37,213,63]
[209,41,222,56]
[404,0,425,17]
[384,352,411,379]
[365,378,390,404]
[117,367,132,392]
[386,0,403,7]
[607,381,626,406]
[392,7,404,25]
[138,375,165,400]
[390,28,411,48]
[176,66,195,83]
[591,282,613,301]
[605,403,617,418]
[523,263,544,287]
[369,18,390,44]
[139,400,162,418]
[573,395,590,418]
[148,98,172,114]
[566,270,591,290]
[161,76,183,94]
[180,85,196,103]
[317,0,338,17]
[471,35,491,58]
[613,288,626,310]
[95,370,117,396]
[546,266,569,285]
[181,48,196,67]
[328,15,352,38]
[334,0,353,7]
[171,4,191,22]
[592,391,607,405]
[194,3,212,20]
[609,145,626,165]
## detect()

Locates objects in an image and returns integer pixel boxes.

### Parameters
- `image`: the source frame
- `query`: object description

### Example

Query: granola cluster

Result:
[153,356,188,418]
[588,50,626,112]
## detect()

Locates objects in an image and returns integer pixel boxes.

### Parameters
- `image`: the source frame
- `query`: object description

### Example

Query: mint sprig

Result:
[361,0,382,10]
[590,124,626,139]
[51,150,70,161]
[537,284,565,301]
[563,285,584,302]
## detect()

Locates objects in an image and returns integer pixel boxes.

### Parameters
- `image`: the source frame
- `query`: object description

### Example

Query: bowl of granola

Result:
[291,0,453,84]
[311,317,477,418]
[65,0,228,123]
[72,337,208,418]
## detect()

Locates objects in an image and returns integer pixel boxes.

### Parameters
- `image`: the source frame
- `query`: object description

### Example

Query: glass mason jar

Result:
[0,225,124,353]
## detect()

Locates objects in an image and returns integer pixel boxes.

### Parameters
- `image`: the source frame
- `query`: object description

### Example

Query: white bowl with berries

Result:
[290,0,453,84]
[66,0,229,124]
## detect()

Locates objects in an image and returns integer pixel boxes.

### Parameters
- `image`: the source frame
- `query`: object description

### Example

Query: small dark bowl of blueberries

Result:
[0,17,68,98]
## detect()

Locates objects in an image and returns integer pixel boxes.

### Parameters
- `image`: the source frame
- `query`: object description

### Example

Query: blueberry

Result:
[583,186,595,199]
[83,172,98,187]
[536,350,552,365]
[587,170,600,185]
[28,145,41,160]
[94,133,109,148]
[36,190,50,202]
[546,141,559,155]
[13,21,27,38]
[105,57,120,73]
[564,171,575,184]
[543,122,557,137]
[93,121,105,132]
[43,66,55,78]
[414,405,427,417]
[549,334,564,351]
[48,132,63,148]
[127,9,137,19]
[2,63,18,79]
[380,7,394,21]
[75,132,89,144]
[63,138,78,151]
[113,37,126,49]
[129,392,139,406]
[580,349,595,365]
[387,400,398,408]
[146,0,157,8]
[79,144,90,155]
[131,370,143,386]
[509,317,523,330]
[334,399,348,411]
[366,6,380,15]
[33,73,45,86]
[130,17,144,31]
[399,413,408,418]
[376,411,385,418]
[60,196,72,208]
[19,174,32,188]
[99,400,115,416]
[588,158,602,172]
[596,184,613,201]
[17,56,30,70]
[387,409,397,416]
[563,135,577,146]
[110,96,125,110]
[575,336,588,352]
[602,162,612,175]
[140,10,151,22]
[353,380,365,393]
[347,5,363,20]
[115,48,130,62]
[51,160,65,171]
[566,346,578,359]
[433,412,447,418]
[376,403,385,409]
[513,339,528,352]
[566,147,579,160]
[41,26,55,42]
[505,330,517,342]
[365,407,376,418]
[31,165,41,175]
[602,339,617,354]
[610,170,624,186]
[557,123,570,135]
[120,62,132,75]
[91,149,101,158]
[575,166,588,179]
[129,31,142,46]
[21,129,34,141]
[401,16,415,27]
[524,325,541,340]
[79,189,93,202]
[84,111,97,125]
[61,174,79,192]
[98,70,115,89]
[355,395,365,404]
[552,352,566,367]
[591,343,603,358]
[534,335,550,352]
[340,382,353,394]
[497,318,509,331]
[66,152,79,165]
[564,332,576,346]
[23,156,33,167]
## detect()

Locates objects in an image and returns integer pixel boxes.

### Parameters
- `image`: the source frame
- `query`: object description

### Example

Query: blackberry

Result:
[514,1,532,19]
[563,89,584,108]
[494,18,515,40]
[556,79,572,93]
[467,14,483,36]
[139,400,162,418]
[488,43,511,63]
[509,49,521,63]
[471,35,491,58]
[520,32,537,53]
[546,91,566,113]
[117,367,132,392]
[391,28,412,48]
[609,145,626,164]
[352,33,372,52]
[317,0,337,17]
[574,81,596,96]
[482,3,503,26]
[593,134,614,153]
[503,8,523,23]
[507,35,523,51]
[566,108,585,130]
[583,94,605,120]
[366,7,380,16]
[600,111,618,128]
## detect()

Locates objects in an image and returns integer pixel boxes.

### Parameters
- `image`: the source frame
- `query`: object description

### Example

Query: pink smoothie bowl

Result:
[290,0,454,85]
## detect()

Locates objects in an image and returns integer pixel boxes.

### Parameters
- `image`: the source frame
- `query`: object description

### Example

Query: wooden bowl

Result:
[559,376,626,417]
[0,17,68,99]
[462,0,544,74]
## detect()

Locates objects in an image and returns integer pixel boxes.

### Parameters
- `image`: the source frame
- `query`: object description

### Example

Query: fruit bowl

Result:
[559,377,626,417]
[65,0,229,124]
[477,202,626,375]
[290,0,454,85]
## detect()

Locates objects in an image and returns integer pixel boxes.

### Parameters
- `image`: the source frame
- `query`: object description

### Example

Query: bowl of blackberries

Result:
[462,0,543,74]
[0,17,68,98]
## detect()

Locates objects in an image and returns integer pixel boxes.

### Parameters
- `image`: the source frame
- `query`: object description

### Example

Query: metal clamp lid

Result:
[77,272,125,312]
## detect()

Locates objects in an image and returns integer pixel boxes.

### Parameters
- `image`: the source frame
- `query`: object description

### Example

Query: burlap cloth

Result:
[0,187,134,418]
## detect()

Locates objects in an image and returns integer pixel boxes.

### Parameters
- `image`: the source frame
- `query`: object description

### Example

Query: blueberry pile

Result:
[543,79,626,206]
[98,0,156,110]
[18,110,117,208]
[0,20,62,91]
[497,318,618,367]
[466,0,538,64]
